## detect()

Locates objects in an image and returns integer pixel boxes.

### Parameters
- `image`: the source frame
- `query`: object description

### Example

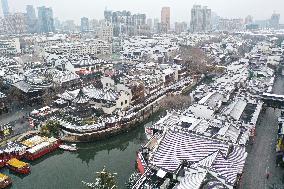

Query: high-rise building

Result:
[54,18,61,31]
[218,18,244,31]
[245,15,253,25]
[0,18,5,34]
[104,10,147,36]
[81,17,89,32]
[89,19,99,31]
[133,14,146,26]
[190,5,211,32]
[154,18,160,33]
[161,7,170,33]
[38,6,55,33]
[99,21,113,42]
[62,20,76,32]
[270,12,280,29]
[26,5,36,20]
[175,22,187,34]
[211,12,221,30]
[254,19,270,29]
[26,5,38,33]
[3,13,27,34]
[147,18,153,31]
[1,0,9,18]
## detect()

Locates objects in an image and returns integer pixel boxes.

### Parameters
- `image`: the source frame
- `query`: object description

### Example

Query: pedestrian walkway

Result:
[241,76,284,189]
[240,108,284,188]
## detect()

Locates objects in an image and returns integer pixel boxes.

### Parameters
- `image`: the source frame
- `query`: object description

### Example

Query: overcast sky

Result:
[4,0,284,24]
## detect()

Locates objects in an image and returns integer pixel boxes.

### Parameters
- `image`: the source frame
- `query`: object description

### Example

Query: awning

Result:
[156,169,167,178]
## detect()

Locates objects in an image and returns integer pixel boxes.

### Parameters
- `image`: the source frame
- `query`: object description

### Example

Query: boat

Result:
[6,158,30,175]
[59,144,77,151]
[0,152,7,168]
[1,142,27,161]
[24,137,61,161]
[0,158,7,168]
[0,142,27,169]
[0,173,12,189]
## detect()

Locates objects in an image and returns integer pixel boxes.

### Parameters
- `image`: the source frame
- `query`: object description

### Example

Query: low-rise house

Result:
[44,39,112,56]
[58,84,132,115]
[0,91,7,114]
[267,55,281,66]
[0,38,21,55]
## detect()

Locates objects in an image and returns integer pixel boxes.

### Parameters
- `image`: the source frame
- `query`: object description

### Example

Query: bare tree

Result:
[161,95,192,110]
[42,88,54,106]
[179,46,213,74]
[7,87,25,102]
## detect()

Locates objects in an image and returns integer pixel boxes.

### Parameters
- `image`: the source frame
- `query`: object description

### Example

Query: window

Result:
[125,100,128,104]
[121,102,123,106]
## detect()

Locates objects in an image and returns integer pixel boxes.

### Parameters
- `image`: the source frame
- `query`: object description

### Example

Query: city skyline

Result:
[0,1,284,189]
[3,0,284,24]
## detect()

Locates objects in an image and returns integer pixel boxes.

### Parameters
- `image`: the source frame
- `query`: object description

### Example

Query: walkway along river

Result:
[1,77,197,188]
[1,113,163,189]
[4,76,284,189]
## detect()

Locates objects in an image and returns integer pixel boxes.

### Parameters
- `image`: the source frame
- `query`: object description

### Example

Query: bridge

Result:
[261,93,284,108]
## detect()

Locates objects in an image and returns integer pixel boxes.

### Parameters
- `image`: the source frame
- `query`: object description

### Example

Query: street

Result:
[241,76,284,189]
[241,107,284,189]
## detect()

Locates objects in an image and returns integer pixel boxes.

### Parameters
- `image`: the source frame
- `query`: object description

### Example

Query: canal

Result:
[6,75,284,189]
[2,117,161,189]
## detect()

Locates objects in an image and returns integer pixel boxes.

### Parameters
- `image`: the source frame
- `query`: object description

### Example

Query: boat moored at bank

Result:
[6,158,30,175]
[0,173,12,189]
[59,144,77,151]
[23,136,61,161]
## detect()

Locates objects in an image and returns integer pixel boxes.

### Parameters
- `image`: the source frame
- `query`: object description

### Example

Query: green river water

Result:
[2,119,157,189]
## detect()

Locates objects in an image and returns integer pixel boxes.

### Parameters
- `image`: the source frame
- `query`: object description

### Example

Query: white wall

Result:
[12,38,21,54]
[116,83,132,101]
[115,91,131,110]
[101,76,115,89]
